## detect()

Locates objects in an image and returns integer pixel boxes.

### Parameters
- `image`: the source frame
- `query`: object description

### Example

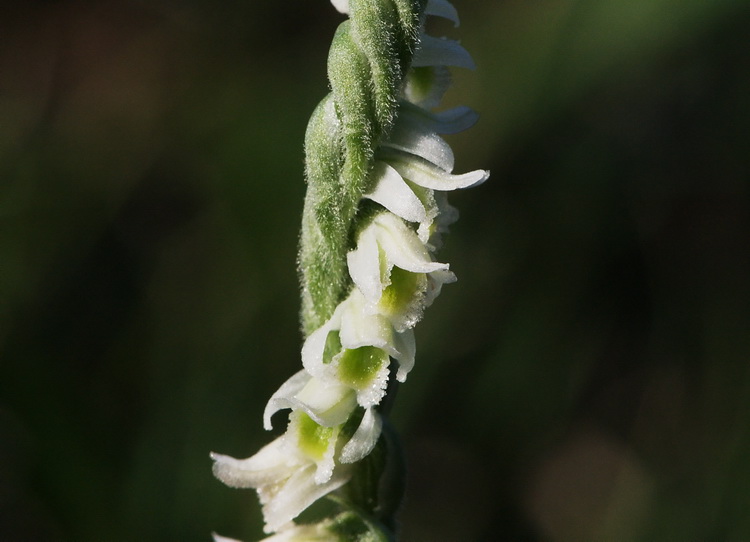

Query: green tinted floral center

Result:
[380,266,421,314]
[297,413,335,460]
[407,66,438,100]
[337,346,388,389]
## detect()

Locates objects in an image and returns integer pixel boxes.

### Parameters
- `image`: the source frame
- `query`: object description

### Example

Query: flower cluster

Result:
[211,0,487,539]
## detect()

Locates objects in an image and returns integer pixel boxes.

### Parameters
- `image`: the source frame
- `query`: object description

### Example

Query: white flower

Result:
[214,0,488,536]
[263,370,357,431]
[302,287,416,398]
[211,424,352,533]
[364,105,489,245]
[263,369,383,465]
[347,212,457,332]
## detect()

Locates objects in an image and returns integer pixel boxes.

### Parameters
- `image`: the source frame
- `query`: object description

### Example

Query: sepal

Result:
[347,212,455,333]
[413,34,475,70]
[425,0,459,26]
[211,437,353,533]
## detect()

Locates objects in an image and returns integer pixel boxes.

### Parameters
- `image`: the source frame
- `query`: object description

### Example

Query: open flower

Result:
[263,369,383,466]
[303,287,416,398]
[364,104,489,246]
[347,212,457,332]
[213,0,487,536]
[211,430,353,533]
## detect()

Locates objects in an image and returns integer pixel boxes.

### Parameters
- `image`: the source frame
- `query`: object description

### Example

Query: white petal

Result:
[413,35,476,70]
[381,118,454,171]
[393,329,416,382]
[338,291,396,353]
[261,462,352,533]
[435,191,460,228]
[400,102,479,135]
[330,0,349,15]
[364,161,428,223]
[301,307,343,378]
[385,149,489,190]
[263,370,311,430]
[293,377,357,427]
[347,227,385,302]
[374,213,448,274]
[425,0,459,26]
[424,268,457,309]
[211,437,300,489]
[340,408,383,464]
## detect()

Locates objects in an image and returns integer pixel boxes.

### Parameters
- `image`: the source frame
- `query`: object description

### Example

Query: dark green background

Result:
[2,1,749,540]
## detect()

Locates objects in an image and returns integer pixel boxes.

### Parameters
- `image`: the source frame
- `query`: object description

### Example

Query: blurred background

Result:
[1,0,749,540]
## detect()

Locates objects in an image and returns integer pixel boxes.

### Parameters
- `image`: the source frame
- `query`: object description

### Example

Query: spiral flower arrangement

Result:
[211,1,488,539]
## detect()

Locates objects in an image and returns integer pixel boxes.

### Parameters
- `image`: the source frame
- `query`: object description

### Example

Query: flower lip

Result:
[347,212,449,305]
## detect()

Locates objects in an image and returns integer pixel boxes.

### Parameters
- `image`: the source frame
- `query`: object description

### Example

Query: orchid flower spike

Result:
[211,0,488,537]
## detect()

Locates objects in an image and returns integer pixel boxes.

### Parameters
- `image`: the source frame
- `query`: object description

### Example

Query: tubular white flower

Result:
[383,148,488,191]
[412,34,475,70]
[382,112,456,172]
[347,212,456,333]
[262,369,384,467]
[211,433,353,533]
[302,287,416,403]
[364,105,489,244]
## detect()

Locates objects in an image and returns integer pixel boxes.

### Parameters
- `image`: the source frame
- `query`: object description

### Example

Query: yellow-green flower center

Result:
[337,346,389,389]
[297,413,335,460]
[380,266,421,314]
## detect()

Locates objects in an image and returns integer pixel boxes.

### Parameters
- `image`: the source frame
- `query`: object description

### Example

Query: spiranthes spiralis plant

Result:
[211,1,488,540]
